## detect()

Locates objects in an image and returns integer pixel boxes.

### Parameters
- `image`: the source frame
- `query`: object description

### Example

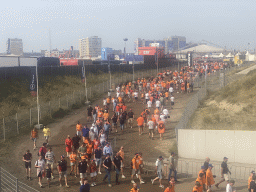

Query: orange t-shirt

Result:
[137,117,144,126]
[198,170,206,184]
[164,185,175,192]
[103,113,109,120]
[158,120,165,134]
[154,109,159,115]
[106,98,110,104]
[165,92,169,98]
[192,186,199,192]
[206,169,215,186]
[132,157,140,169]
[69,154,77,163]
[195,178,203,192]
[98,111,103,118]
[31,130,38,138]
[130,188,138,192]
[248,176,253,189]
[86,143,94,154]
[119,150,124,161]
[76,124,82,131]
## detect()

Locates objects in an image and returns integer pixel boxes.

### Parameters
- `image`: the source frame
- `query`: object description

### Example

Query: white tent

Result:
[179,44,224,53]
[225,53,234,58]
[218,53,224,58]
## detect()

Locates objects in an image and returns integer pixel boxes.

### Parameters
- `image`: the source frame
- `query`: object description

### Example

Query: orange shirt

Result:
[98,111,103,118]
[158,120,165,134]
[206,169,215,186]
[103,113,109,120]
[154,109,159,115]
[86,143,94,154]
[130,188,138,192]
[76,123,82,131]
[132,157,140,169]
[198,170,206,184]
[31,130,38,138]
[119,150,124,161]
[106,98,110,104]
[137,117,144,126]
[195,178,203,192]
[69,154,77,163]
[165,92,169,98]
[248,176,253,189]
[164,185,175,192]
[118,97,122,103]
[192,186,199,192]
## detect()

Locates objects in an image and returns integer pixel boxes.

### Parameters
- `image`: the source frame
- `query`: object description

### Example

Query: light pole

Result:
[108,55,112,91]
[36,64,39,125]
[132,58,135,82]
[123,38,128,56]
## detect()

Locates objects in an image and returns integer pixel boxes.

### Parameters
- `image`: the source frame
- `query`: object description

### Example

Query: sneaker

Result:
[151,179,154,185]
[108,184,112,187]
[159,185,164,188]
[91,183,94,187]
[131,180,135,184]
[98,171,102,174]
[60,184,62,187]
[93,182,96,186]
[140,180,145,184]
[65,185,70,188]
[40,184,43,188]
[136,174,138,178]
[51,175,55,179]
[122,175,126,179]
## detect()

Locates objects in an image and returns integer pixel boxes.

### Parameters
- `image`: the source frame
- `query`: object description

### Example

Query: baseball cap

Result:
[61,155,65,158]
[224,157,228,160]
[208,164,213,167]
[159,156,163,159]
[251,171,255,174]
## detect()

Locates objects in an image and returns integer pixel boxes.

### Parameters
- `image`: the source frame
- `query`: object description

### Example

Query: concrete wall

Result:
[178,129,256,164]
[0,57,37,67]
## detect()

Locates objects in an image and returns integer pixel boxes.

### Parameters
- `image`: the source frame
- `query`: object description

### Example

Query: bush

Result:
[52,108,68,119]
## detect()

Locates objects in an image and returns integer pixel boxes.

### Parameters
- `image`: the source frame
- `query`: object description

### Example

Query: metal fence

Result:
[0,167,40,192]
[174,62,254,143]
[0,66,178,141]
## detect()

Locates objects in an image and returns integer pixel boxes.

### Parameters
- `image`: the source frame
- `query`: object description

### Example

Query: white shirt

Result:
[169,87,174,93]
[45,151,55,163]
[35,159,45,172]
[170,96,174,102]
[148,121,154,129]
[155,159,163,172]
[160,114,166,122]
[116,92,120,98]
[147,100,152,108]
[103,99,107,106]
[108,92,111,97]
[145,93,149,99]
[134,92,138,97]
[163,109,169,116]
[155,100,161,108]
[116,87,120,92]
[226,183,233,192]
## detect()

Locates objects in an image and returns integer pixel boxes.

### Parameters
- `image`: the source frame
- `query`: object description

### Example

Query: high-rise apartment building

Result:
[6,38,23,55]
[79,36,102,58]
[134,36,186,55]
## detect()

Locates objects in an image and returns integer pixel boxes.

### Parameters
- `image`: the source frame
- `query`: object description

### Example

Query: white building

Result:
[79,36,102,59]
[6,38,23,55]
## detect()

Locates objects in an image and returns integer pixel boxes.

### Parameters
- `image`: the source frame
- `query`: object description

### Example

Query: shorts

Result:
[47,162,54,170]
[77,131,82,137]
[70,162,76,166]
[132,169,140,175]
[224,173,230,181]
[25,162,31,169]
[128,118,133,124]
[59,171,67,178]
[80,173,87,179]
[149,129,154,134]
[157,171,162,179]
[171,102,174,106]
[44,136,49,140]
[121,162,124,168]
[32,138,37,142]
[120,124,124,130]
[88,113,92,117]
[95,158,102,166]
[90,172,97,177]
[37,171,43,178]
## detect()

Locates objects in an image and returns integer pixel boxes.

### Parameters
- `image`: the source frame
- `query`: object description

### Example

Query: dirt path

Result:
[1,80,199,192]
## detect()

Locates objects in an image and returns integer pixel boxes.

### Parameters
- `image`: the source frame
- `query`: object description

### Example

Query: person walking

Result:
[45,164,52,188]
[112,152,123,185]
[111,113,118,132]
[226,180,236,192]
[42,126,51,146]
[148,118,154,139]
[31,128,38,150]
[76,121,83,138]
[38,142,47,162]
[192,181,201,192]
[131,153,145,184]
[45,147,56,179]
[103,143,113,160]
[65,135,73,158]
[158,120,165,140]
[57,155,69,188]
[103,121,111,140]
[198,166,206,191]
[72,134,81,152]
[137,115,144,135]
[248,171,256,192]
[35,155,45,188]
[103,153,112,187]
[94,146,103,174]
[168,152,177,182]
[249,175,256,192]
[119,146,126,178]
[23,150,32,180]
[87,105,93,122]
[128,109,134,129]
[89,159,97,187]
[151,156,164,188]
[195,173,204,192]
[215,157,231,189]
[69,150,78,177]
[206,164,215,191]
[80,179,90,192]
[204,157,210,172]
[78,142,87,159]
[78,156,88,186]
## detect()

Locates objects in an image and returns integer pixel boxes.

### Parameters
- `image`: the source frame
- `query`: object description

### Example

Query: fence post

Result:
[49,101,51,117]
[3,118,5,141]
[16,178,18,192]
[16,113,19,134]
[30,109,32,126]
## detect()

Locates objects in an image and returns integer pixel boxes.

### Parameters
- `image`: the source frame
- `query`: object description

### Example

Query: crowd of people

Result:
[23,62,242,191]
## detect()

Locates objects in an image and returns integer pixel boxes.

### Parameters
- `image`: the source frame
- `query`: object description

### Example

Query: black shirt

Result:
[78,161,88,173]
[113,156,123,170]
[93,108,97,115]
[104,158,112,170]
[250,180,256,192]
[204,161,209,171]
[23,153,32,161]
[128,112,134,118]
[58,160,67,172]
[87,107,93,116]
[46,168,52,178]
[112,116,118,123]
[72,136,80,147]
[221,161,229,174]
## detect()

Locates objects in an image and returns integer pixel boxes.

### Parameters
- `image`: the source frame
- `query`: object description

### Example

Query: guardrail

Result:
[0,167,40,192]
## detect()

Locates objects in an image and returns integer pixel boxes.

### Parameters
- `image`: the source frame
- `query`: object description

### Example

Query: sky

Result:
[1,0,256,53]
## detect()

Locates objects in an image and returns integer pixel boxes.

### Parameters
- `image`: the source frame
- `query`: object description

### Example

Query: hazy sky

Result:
[1,0,255,53]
